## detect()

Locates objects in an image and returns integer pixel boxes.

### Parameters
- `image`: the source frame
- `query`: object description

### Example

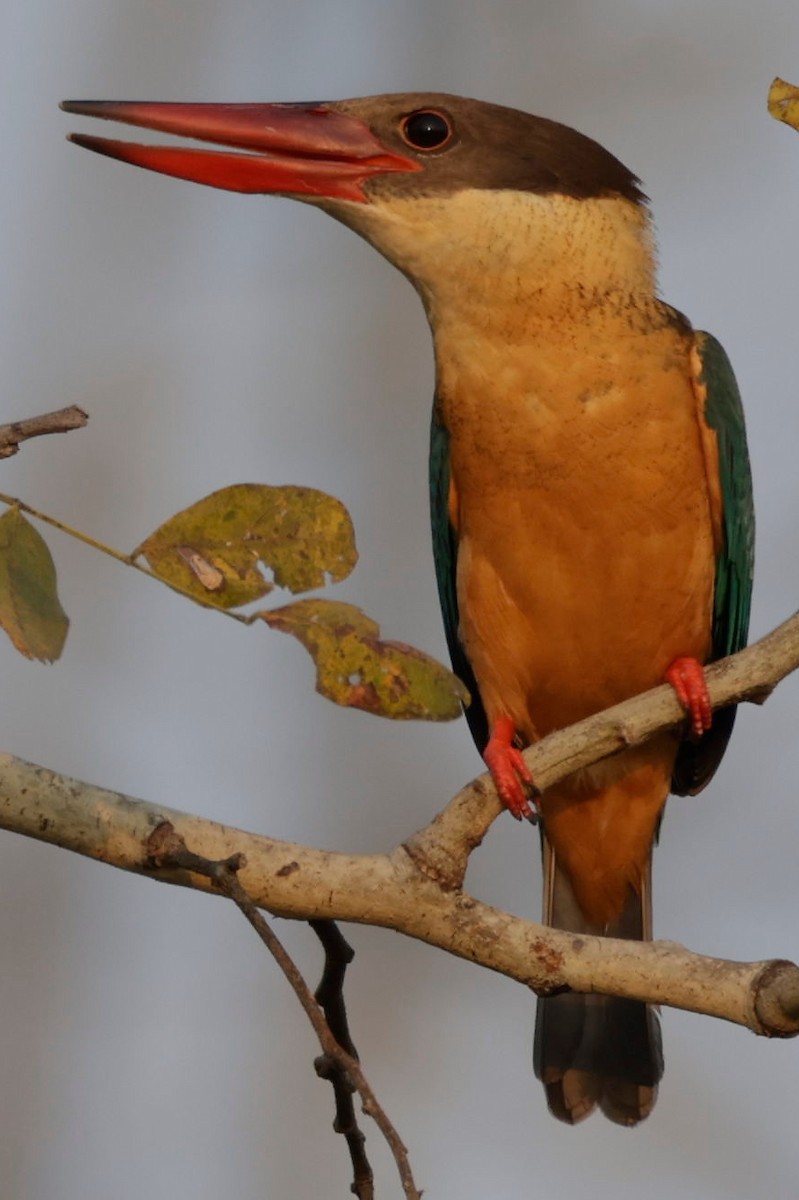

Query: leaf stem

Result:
[0,491,254,623]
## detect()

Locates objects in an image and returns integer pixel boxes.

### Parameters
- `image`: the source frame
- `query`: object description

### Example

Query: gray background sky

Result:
[2,2,799,1197]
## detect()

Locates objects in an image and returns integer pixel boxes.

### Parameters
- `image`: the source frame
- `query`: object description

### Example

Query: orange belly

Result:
[441,318,718,923]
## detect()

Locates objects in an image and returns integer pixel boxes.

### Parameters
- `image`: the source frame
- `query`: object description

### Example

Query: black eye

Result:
[400,110,453,151]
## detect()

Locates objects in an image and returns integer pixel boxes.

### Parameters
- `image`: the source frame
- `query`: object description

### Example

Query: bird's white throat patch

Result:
[329,187,657,337]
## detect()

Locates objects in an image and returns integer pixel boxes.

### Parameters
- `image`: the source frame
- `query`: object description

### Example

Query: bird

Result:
[61,93,754,1125]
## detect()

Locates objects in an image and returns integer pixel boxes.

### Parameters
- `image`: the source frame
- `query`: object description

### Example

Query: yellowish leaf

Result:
[0,508,69,661]
[261,598,468,721]
[768,77,799,132]
[136,484,357,610]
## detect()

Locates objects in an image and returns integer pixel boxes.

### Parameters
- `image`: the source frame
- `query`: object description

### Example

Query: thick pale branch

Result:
[2,611,798,1035]
[0,749,797,1038]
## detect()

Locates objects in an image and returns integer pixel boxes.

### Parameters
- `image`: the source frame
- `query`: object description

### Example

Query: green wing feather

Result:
[672,332,755,795]
[429,400,488,752]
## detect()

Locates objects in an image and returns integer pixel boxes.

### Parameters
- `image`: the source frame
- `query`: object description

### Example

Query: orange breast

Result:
[440,314,718,923]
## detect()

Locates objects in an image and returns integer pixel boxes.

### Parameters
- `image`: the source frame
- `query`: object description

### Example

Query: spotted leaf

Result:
[261,599,468,721]
[136,483,357,610]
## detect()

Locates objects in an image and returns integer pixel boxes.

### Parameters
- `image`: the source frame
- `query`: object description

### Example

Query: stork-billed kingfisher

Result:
[62,94,754,1125]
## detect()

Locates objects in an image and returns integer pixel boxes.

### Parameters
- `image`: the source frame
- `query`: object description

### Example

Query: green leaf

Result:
[261,599,469,721]
[136,484,357,610]
[768,77,799,132]
[0,508,69,661]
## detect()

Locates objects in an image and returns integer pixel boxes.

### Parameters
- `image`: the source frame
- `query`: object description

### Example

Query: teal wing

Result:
[429,399,488,752]
[672,332,755,795]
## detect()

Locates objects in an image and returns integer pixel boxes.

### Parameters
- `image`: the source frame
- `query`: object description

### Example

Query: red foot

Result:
[665,656,713,738]
[484,716,538,822]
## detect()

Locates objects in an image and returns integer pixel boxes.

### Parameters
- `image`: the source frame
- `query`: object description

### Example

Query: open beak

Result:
[60,100,420,203]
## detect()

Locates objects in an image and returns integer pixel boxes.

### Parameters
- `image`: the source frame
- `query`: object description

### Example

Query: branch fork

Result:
[3,605,799,1191]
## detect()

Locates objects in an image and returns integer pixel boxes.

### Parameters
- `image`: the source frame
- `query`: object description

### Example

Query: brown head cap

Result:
[333,92,646,205]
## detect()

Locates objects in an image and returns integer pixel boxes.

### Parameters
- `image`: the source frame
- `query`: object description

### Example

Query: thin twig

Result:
[146,823,421,1200]
[310,920,373,1199]
[0,405,88,459]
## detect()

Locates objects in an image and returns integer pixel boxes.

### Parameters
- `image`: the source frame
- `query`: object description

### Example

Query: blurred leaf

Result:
[768,77,799,131]
[136,484,357,610]
[0,508,69,661]
[261,599,468,721]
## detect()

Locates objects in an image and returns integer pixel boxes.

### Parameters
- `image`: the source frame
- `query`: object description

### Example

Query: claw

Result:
[665,656,713,738]
[484,716,538,822]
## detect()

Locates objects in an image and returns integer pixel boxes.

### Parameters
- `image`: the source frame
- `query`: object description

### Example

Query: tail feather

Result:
[533,840,663,1126]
